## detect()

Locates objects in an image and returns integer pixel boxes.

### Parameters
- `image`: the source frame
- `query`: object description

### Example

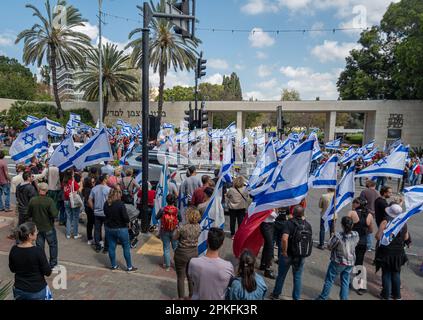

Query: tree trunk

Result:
[49,45,64,119]
[157,62,165,125]
[103,92,109,123]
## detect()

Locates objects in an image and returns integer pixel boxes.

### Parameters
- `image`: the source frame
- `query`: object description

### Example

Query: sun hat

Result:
[385,204,403,218]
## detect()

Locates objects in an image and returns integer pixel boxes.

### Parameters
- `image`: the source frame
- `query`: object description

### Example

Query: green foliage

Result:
[0,101,94,129]
[161,86,194,101]
[161,83,227,102]
[338,0,423,100]
[222,73,243,101]
[281,89,301,101]
[411,147,423,158]
[344,133,363,145]
[0,281,12,300]
[0,56,37,100]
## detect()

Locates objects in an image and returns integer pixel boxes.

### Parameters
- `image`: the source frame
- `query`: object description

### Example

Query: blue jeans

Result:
[36,228,58,268]
[366,233,373,250]
[64,201,80,237]
[105,227,133,269]
[0,183,10,210]
[381,268,401,299]
[13,286,47,300]
[376,177,387,191]
[320,218,334,246]
[317,261,353,300]
[272,255,305,300]
[161,231,178,268]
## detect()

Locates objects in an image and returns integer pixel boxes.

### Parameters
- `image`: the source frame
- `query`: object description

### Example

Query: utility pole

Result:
[98,0,103,127]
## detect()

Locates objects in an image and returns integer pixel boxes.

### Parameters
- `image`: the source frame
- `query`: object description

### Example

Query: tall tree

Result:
[281,88,300,101]
[126,0,199,124]
[40,65,51,88]
[222,72,242,100]
[0,56,37,100]
[15,0,92,118]
[76,43,138,122]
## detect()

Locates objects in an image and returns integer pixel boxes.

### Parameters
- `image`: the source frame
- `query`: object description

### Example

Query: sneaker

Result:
[165,267,170,272]
[4,209,12,212]
[357,289,367,296]
[73,234,82,240]
[94,246,101,253]
[264,270,276,280]
[317,245,325,250]
[110,265,119,270]
[127,267,138,272]
[66,235,71,239]
[87,240,93,245]
[269,294,281,300]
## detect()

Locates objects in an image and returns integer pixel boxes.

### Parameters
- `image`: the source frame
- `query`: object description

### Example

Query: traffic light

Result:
[277,105,289,137]
[184,103,194,130]
[200,101,208,129]
[174,0,190,38]
[196,51,207,80]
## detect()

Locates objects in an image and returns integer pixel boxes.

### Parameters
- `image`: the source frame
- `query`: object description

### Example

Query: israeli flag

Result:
[248,139,278,189]
[404,185,423,210]
[49,135,77,172]
[46,118,65,136]
[363,140,375,151]
[10,119,49,164]
[162,123,174,130]
[241,137,249,147]
[275,138,295,160]
[198,176,226,256]
[248,137,315,216]
[362,148,378,162]
[325,138,342,150]
[119,140,135,165]
[220,138,234,184]
[135,170,143,185]
[152,160,169,226]
[322,163,356,231]
[70,113,81,127]
[22,115,40,126]
[64,128,113,170]
[388,139,402,153]
[309,154,338,189]
[381,202,423,246]
[116,119,127,127]
[222,121,236,138]
[310,132,322,161]
[340,147,359,165]
[356,144,408,178]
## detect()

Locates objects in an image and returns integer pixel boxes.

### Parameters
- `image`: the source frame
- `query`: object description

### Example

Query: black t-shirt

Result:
[375,197,388,227]
[104,200,130,229]
[9,246,52,292]
[282,217,312,257]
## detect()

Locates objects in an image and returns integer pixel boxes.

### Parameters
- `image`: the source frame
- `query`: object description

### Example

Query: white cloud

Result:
[256,51,268,60]
[204,73,224,85]
[96,36,131,55]
[257,78,278,89]
[245,90,267,101]
[278,0,311,11]
[208,58,229,70]
[0,34,14,47]
[241,0,279,15]
[311,40,360,62]
[150,70,193,88]
[73,22,98,41]
[280,66,311,78]
[257,65,272,78]
[249,28,275,48]
[235,64,245,71]
[310,22,325,37]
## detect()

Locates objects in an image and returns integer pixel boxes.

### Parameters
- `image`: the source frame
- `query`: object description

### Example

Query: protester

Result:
[188,228,234,300]
[9,222,53,300]
[107,167,122,188]
[82,176,96,245]
[191,175,211,207]
[197,187,214,215]
[168,171,179,198]
[181,166,202,205]
[101,161,114,176]
[316,216,359,300]
[271,206,312,300]
[89,174,111,253]
[156,194,179,271]
[375,204,410,300]
[173,207,201,298]
[16,172,38,226]
[226,176,249,239]
[104,188,137,272]
[137,183,155,233]
[259,209,277,279]
[374,186,392,227]
[0,150,11,212]
[318,188,335,249]
[45,164,61,214]
[27,183,59,269]
[120,168,139,205]
[62,169,82,240]
[360,180,380,251]
[11,164,26,195]
[226,250,267,300]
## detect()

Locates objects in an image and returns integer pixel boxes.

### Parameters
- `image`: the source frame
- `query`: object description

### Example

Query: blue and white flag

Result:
[64,128,113,170]
[46,118,65,136]
[309,154,338,189]
[362,148,378,162]
[356,144,408,178]
[222,121,236,138]
[153,160,169,226]
[363,139,375,151]
[388,139,402,154]
[70,113,81,127]
[340,147,359,165]
[22,115,40,126]
[310,132,322,161]
[198,176,226,256]
[10,119,49,164]
[403,185,423,210]
[220,138,234,184]
[248,139,278,189]
[49,135,77,172]
[322,163,356,231]
[248,137,315,216]
[325,138,342,150]
[381,202,423,246]
[119,140,135,165]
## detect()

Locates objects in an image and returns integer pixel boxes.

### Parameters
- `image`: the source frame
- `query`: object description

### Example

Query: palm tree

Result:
[15,0,92,118]
[76,43,138,122]
[126,0,199,124]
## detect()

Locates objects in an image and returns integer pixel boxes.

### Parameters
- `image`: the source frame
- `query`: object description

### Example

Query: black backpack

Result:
[121,178,134,204]
[291,219,313,258]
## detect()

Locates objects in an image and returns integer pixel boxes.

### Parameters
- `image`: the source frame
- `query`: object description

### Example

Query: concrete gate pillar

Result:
[363,111,376,144]
[236,111,246,136]
[208,112,213,128]
[324,111,337,142]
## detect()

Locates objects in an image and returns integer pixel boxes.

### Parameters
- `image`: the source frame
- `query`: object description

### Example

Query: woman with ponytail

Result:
[8,222,53,300]
[316,216,359,300]
[226,250,267,300]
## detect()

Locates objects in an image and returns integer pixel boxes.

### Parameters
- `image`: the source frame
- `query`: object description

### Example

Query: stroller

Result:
[126,204,141,248]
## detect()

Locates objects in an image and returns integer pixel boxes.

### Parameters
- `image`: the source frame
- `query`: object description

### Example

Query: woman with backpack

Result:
[347,198,374,295]
[226,250,267,300]
[173,206,201,299]
[156,194,179,271]
[316,216,359,300]
[120,169,139,205]
[226,176,249,239]
[62,169,82,239]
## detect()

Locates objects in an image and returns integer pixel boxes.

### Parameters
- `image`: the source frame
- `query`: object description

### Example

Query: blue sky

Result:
[0,0,399,100]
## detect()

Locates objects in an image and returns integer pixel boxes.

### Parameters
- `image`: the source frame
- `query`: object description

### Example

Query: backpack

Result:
[121,178,134,204]
[291,219,313,258]
[161,205,178,232]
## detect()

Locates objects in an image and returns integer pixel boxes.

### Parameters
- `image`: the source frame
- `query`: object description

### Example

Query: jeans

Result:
[105,227,132,269]
[85,206,95,241]
[36,228,58,268]
[94,216,108,249]
[381,268,401,299]
[161,230,178,268]
[229,209,245,236]
[274,227,283,260]
[0,183,10,210]
[58,201,66,224]
[366,233,373,250]
[376,177,387,191]
[13,286,47,300]
[317,261,353,300]
[260,222,274,269]
[64,201,80,237]
[319,218,334,246]
[272,255,305,300]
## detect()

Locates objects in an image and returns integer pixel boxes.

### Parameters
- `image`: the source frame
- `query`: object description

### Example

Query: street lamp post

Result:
[98,0,103,127]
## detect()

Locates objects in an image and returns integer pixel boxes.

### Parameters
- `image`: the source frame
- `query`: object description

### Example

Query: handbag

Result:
[235,187,252,207]
[69,180,83,209]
